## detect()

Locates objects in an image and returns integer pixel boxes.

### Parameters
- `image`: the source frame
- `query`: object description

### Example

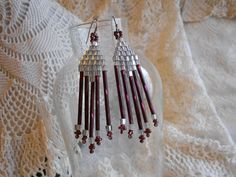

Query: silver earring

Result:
[112,16,158,143]
[74,18,112,154]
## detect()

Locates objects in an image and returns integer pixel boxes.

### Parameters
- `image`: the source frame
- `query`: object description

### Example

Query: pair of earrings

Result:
[74,17,158,154]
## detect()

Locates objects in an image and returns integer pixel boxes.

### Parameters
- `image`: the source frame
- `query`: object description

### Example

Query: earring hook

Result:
[112,16,123,40]
[86,17,98,44]
[112,16,119,31]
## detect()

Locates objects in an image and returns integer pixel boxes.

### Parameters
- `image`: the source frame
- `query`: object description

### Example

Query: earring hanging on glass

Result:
[112,16,158,143]
[74,18,112,153]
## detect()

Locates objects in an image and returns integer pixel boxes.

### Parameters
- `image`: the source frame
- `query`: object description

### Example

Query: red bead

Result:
[74,130,81,139]
[89,143,95,154]
[144,128,151,137]
[153,119,158,127]
[114,31,119,39]
[139,134,145,143]
[128,130,133,139]
[114,30,123,39]
[107,131,112,140]
[118,124,126,134]
[95,136,102,145]
[82,135,87,144]
[90,33,98,43]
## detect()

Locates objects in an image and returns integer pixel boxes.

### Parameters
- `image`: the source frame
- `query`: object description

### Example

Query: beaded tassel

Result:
[75,30,112,153]
[114,65,126,134]
[136,63,158,127]
[95,75,102,145]
[89,80,95,153]
[74,71,84,138]
[102,70,113,139]
[133,70,151,137]
[82,75,89,144]
[120,68,134,138]
[113,22,158,142]
[129,73,145,142]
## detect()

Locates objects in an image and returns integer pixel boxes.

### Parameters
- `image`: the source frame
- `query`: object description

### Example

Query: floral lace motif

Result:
[0,0,77,176]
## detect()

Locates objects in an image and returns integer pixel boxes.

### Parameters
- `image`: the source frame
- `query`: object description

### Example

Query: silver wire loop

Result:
[86,17,98,44]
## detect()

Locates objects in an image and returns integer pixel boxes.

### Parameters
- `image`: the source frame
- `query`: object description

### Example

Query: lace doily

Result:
[0,0,78,176]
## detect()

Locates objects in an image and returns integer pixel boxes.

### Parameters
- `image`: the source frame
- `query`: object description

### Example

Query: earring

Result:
[112,17,158,143]
[74,18,112,153]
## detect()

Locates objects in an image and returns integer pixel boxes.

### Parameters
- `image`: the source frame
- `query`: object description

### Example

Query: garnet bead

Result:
[95,136,102,145]
[114,30,123,39]
[82,135,87,144]
[74,130,81,139]
[118,124,126,134]
[144,128,151,137]
[128,130,133,139]
[139,134,145,143]
[89,143,95,154]
[153,119,158,127]
[107,131,112,140]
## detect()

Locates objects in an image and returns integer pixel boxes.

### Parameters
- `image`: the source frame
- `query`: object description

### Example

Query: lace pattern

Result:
[0,0,78,176]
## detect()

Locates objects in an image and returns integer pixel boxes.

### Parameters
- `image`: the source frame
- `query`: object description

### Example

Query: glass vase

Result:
[55,18,163,177]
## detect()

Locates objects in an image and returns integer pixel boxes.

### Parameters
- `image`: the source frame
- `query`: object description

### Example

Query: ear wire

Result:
[86,17,98,44]
[112,16,158,142]
[112,16,118,31]
[112,16,123,39]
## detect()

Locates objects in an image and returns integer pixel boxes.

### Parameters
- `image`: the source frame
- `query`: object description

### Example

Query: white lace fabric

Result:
[0,0,236,177]
[0,0,78,176]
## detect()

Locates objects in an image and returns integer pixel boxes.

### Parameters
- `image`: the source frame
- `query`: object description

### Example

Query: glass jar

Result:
[55,18,163,177]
